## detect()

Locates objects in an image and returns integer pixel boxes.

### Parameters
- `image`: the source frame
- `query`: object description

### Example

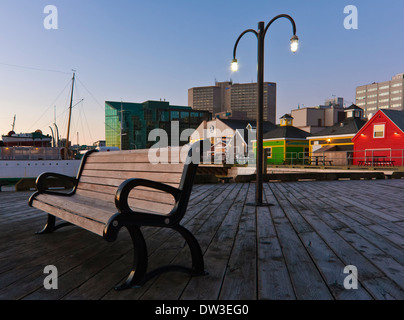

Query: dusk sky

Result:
[0,0,403,145]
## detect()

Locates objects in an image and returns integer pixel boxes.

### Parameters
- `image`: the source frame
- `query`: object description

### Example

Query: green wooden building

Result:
[253,114,310,165]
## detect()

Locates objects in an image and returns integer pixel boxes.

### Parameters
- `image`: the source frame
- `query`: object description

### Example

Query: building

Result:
[356,73,404,118]
[1,130,52,147]
[188,81,277,123]
[190,118,276,164]
[93,140,106,148]
[307,105,367,165]
[290,97,346,134]
[105,100,211,150]
[352,109,404,166]
[253,114,309,165]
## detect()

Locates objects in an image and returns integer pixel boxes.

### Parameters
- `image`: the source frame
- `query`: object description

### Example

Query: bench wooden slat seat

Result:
[28,142,207,290]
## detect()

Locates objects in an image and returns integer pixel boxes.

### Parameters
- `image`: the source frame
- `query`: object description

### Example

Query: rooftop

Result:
[218,118,277,133]
[310,117,367,137]
[263,125,310,140]
[382,109,404,132]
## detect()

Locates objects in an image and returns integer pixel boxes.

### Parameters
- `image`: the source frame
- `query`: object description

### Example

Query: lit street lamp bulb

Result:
[290,35,299,53]
[231,59,239,72]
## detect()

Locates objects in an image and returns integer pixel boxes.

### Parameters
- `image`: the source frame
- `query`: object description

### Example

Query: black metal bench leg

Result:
[36,214,56,234]
[115,225,148,291]
[173,225,206,276]
[36,214,72,235]
[115,224,206,290]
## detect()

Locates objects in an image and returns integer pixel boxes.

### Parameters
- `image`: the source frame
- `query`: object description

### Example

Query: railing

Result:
[201,148,404,167]
[0,147,63,160]
[304,149,404,167]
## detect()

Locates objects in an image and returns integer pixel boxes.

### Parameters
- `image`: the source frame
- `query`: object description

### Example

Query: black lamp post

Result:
[232,14,299,206]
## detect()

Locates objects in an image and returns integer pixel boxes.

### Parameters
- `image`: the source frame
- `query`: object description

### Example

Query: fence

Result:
[290,149,404,167]
[0,147,63,160]
[200,148,404,167]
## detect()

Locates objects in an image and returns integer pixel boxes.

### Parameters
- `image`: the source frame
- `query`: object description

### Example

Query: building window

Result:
[373,124,385,138]
[264,147,272,159]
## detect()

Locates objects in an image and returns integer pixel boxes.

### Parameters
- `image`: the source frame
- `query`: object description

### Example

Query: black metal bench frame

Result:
[29,143,207,290]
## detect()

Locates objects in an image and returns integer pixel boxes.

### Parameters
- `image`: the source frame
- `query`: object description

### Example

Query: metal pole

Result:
[232,14,297,206]
[65,72,75,159]
[256,21,265,205]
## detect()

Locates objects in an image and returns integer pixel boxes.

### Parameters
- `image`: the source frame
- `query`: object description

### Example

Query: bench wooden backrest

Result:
[75,146,197,215]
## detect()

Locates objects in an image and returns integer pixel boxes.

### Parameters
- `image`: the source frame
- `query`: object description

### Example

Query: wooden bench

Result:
[28,143,207,290]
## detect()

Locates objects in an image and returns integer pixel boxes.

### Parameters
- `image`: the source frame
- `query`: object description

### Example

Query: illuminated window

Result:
[373,124,385,138]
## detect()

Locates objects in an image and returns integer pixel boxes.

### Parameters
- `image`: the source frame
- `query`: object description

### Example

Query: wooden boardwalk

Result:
[0,179,404,300]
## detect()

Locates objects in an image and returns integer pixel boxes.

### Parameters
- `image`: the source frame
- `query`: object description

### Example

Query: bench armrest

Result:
[115,178,181,214]
[35,172,78,196]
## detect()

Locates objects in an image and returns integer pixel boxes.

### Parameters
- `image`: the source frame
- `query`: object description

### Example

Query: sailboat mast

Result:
[66,72,75,149]
[12,115,16,131]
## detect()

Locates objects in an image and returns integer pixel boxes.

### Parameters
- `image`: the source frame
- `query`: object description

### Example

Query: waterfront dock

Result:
[1,179,404,300]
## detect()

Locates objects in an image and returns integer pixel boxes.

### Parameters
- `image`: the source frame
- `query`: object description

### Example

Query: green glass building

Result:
[105,100,211,150]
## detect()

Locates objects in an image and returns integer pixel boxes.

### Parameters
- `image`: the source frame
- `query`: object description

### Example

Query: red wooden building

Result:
[352,110,404,166]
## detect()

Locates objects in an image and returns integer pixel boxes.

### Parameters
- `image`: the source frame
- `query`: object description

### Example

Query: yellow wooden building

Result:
[307,105,367,165]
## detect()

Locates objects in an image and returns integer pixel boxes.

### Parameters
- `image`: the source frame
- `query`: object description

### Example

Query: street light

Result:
[231,58,239,72]
[290,35,299,53]
[231,14,299,206]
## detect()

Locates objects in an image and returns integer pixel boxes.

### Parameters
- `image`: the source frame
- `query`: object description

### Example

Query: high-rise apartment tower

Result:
[356,73,404,118]
[188,81,277,123]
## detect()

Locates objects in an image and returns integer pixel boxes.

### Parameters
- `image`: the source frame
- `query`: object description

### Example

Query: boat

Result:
[0,72,82,187]
[0,144,80,185]
[1,130,52,147]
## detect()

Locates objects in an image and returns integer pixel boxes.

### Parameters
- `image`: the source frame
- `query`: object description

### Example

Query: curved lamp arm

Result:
[232,14,298,69]
[264,14,297,38]
[232,29,258,60]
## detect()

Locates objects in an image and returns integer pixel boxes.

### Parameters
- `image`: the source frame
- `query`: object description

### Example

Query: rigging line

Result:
[104,121,122,135]
[26,78,73,132]
[77,101,94,145]
[76,77,105,110]
[80,101,94,144]
[77,76,126,136]
[0,62,70,74]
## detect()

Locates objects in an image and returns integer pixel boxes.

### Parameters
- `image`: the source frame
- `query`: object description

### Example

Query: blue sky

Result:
[0,0,403,145]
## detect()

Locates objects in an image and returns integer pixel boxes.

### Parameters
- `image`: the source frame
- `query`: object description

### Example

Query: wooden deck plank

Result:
[265,184,334,300]
[139,183,244,300]
[0,179,404,300]
[181,184,248,300]
[265,183,373,300]
[270,183,383,278]
[257,185,296,300]
[273,180,404,299]
[218,183,257,300]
